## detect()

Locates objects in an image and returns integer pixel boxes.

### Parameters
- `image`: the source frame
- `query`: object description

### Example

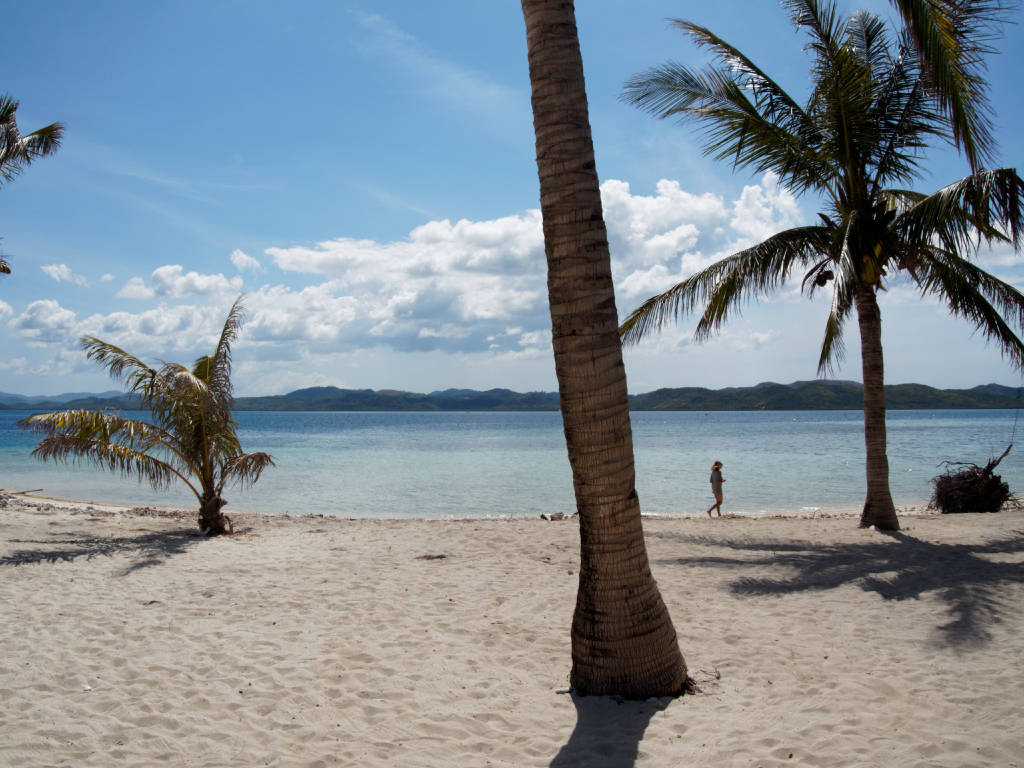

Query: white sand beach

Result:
[1,493,1023,767]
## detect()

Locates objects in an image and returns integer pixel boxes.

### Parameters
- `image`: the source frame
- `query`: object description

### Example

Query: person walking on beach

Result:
[706,460,725,518]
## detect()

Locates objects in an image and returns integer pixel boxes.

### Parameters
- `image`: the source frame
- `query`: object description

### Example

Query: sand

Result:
[1,492,1023,767]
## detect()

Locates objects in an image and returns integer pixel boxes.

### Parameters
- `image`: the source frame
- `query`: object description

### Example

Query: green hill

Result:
[3,382,1020,412]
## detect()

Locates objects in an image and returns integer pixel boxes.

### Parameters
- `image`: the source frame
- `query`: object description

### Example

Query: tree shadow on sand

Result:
[550,693,671,768]
[0,528,201,574]
[651,527,1024,649]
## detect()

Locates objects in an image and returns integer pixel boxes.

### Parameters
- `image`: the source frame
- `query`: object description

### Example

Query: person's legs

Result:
[705,493,722,517]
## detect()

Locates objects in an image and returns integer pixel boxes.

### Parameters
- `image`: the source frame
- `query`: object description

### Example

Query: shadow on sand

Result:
[0,528,201,574]
[650,526,1024,648]
[550,693,672,768]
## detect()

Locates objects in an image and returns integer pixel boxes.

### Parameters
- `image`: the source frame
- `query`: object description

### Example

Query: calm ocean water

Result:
[1,409,1021,518]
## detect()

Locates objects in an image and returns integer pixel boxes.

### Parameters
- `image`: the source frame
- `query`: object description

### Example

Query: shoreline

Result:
[1,488,933,522]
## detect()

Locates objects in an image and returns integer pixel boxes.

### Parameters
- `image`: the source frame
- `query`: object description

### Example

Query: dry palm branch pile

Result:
[929,445,1014,514]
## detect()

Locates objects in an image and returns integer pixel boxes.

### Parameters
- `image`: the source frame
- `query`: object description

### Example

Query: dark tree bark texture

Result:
[855,287,901,530]
[521,0,688,698]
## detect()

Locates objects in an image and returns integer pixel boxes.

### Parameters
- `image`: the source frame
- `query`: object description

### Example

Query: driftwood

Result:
[929,444,1014,514]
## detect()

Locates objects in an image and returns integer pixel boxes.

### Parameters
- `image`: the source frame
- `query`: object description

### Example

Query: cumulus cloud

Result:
[117,265,243,299]
[76,302,234,357]
[245,284,359,344]
[265,210,547,353]
[602,178,726,269]
[11,300,79,344]
[41,264,88,286]
[252,173,807,356]
[605,173,802,301]
[0,299,12,320]
[100,273,115,282]
[27,347,83,377]
[7,175,809,388]
[230,249,262,271]
[117,277,153,299]
[730,172,802,242]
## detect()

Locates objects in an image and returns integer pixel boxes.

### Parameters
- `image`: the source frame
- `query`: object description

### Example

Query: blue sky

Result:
[2,1,1023,397]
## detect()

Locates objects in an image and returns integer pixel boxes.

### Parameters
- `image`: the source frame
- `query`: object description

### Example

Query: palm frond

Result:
[0,93,64,184]
[869,36,947,190]
[896,168,1024,253]
[17,408,196,478]
[620,226,830,346]
[79,337,160,399]
[622,22,834,196]
[220,451,276,493]
[783,0,843,58]
[888,0,1013,169]
[848,9,892,70]
[911,246,1024,370]
[33,435,191,493]
[671,19,809,127]
[816,238,860,373]
[206,296,244,403]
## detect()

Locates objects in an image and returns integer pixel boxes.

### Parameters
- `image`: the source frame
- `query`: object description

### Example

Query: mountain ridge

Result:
[2,381,1021,412]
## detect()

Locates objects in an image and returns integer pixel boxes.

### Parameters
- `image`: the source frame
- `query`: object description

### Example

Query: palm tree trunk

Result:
[521,0,688,698]
[855,286,900,530]
[198,494,231,536]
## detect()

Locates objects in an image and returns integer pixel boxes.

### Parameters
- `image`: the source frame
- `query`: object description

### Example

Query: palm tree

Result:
[620,0,1024,531]
[521,0,688,697]
[1,93,64,276]
[19,297,273,536]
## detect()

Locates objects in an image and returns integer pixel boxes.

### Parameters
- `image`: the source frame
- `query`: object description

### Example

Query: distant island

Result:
[2,380,1021,412]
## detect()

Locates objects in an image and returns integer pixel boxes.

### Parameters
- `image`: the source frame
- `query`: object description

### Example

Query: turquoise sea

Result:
[1,409,1021,518]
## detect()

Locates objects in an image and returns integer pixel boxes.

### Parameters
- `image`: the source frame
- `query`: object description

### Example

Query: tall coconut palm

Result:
[0,94,64,276]
[19,297,273,536]
[620,0,1024,530]
[521,0,688,697]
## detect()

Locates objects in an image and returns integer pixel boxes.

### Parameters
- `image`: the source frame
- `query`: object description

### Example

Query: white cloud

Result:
[41,263,72,282]
[0,299,12,320]
[254,174,812,357]
[730,172,802,243]
[11,300,79,344]
[602,178,726,270]
[230,249,262,271]
[117,277,153,299]
[245,284,359,343]
[27,348,81,377]
[77,302,229,356]
[0,356,26,371]
[5,175,817,392]
[975,240,1024,269]
[265,210,547,353]
[100,273,115,282]
[41,264,88,286]
[607,173,806,303]
[151,265,242,297]
[117,265,243,300]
